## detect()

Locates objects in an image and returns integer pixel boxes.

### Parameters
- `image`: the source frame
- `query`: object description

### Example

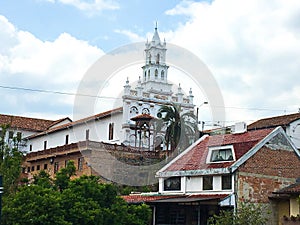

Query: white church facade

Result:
[25,27,195,153]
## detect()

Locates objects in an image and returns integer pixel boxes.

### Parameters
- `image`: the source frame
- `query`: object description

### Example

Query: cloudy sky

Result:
[1,0,300,128]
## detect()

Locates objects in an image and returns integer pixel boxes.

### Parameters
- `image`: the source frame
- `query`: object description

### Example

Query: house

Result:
[0,113,71,151]
[248,112,300,149]
[270,180,300,224]
[25,27,196,154]
[22,139,165,185]
[123,126,300,225]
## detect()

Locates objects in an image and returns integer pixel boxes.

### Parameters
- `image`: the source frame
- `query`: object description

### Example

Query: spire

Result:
[151,22,161,45]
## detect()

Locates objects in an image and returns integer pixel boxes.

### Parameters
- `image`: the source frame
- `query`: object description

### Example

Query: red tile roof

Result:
[248,113,300,130]
[0,114,56,132]
[27,107,123,139]
[122,193,228,204]
[162,128,273,172]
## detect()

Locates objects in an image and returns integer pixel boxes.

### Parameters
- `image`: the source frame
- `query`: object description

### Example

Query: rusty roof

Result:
[0,114,56,132]
[248,113,300,130]
[161,128,273,173]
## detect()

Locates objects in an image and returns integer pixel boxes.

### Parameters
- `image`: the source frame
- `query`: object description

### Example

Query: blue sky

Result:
[0,0,189,51]
[1,0,300,128]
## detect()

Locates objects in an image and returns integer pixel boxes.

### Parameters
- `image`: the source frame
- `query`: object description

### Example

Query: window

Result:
[27,167,30,173]
[155,69,158,79]
[108,123,114,140]
[164,177,181,191]
[144,72,146,81]
[44,164,48,170]
[222,175,232,190]
[54,162,59,173]
[203,176,213,190]
[148,70,150,79]
[78,157,83,171]
[31,166,35,172]
[8,131,13,139]
[156,53,160,64]
[29,144,33,151]
[44,141,47,150]
[36,165,40,171]
[22,167,26,173]
[209,146,234,163]
[17,132,22,141]
[65,135,69,145]
[148,54,151,64]
[161,71,164,80]
[86,129,90,140]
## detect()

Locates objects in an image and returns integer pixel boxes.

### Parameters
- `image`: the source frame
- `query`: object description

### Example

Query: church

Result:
[25,27,196,153]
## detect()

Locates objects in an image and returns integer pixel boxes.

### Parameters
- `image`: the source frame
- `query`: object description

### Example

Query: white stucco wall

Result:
[27,112,123,152]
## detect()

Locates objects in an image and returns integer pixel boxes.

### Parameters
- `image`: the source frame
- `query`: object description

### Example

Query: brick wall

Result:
[237,146,300,203]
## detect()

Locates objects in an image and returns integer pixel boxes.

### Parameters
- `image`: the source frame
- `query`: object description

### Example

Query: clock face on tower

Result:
[142,108,150,114]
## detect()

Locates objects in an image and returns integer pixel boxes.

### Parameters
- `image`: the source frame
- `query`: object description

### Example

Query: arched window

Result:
[161,70,165,80]
[148,70,150,80]
[155,69,158,79]
[148,54,151,64]
[108,123,114,140]
[144,71,146,81]
[156,53,160,64]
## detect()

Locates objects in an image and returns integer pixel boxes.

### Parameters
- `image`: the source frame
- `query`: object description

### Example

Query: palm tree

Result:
[157,103,199,152]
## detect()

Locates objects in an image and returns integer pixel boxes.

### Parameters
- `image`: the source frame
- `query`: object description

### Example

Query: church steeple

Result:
[151,23,161,45]
[142,25,169,91]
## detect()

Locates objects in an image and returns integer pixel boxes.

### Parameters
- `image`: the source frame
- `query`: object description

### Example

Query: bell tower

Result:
[141,25,172,95]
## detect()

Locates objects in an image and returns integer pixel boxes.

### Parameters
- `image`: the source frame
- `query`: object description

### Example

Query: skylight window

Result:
[207,145,235,163]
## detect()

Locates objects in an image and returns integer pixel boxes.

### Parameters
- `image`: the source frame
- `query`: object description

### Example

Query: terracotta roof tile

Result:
[248,113,300,130]
[163,128,273,172]
[0,114,56,132]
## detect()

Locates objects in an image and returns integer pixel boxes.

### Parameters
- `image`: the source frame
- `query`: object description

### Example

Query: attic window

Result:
[164,177,181,191]
[208,145,235,163]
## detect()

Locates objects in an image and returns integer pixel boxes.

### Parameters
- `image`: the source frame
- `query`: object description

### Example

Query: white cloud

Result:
[0,15,104,119]
[114,29,144,42]
[44,0,119,14]
[164,0,300,125]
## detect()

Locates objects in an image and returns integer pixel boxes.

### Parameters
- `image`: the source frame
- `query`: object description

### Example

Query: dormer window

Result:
[164,177,181,191]
[207,145,235,163]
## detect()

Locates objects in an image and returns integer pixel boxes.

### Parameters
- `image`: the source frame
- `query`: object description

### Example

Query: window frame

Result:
[203,176,213,190]
[221,175,232,190]
[163,177,181,191]
[207,145,235,163]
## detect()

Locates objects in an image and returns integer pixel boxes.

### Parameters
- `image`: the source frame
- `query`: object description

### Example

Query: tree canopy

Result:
[2,161,151,225]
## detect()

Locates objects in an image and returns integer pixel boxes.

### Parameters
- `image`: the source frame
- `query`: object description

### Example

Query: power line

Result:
[0,85,120,100]
[0,84,294,113]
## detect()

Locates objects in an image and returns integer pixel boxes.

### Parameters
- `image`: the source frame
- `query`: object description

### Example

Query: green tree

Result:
[208,202,269,225]
[2,170,151,225]
[2,184,70,225]
[0,124,24,194]
[157,103,198,151]
[54,160,76,191]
